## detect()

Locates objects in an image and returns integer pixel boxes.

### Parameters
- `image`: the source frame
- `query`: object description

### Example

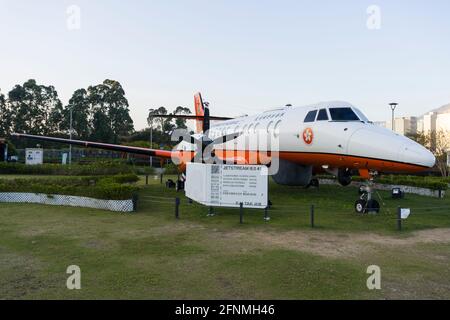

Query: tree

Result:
[406,131,428,147]
[102,79,134,137]
[88,83,114,142]
[64,89,91,139]
[48,99,65,133]
[147,107,169,132]
[88,80,134,143]
[431,129,450,177]
[7,79,63,135]
[41,85,64,134]
[173,106,192,129]
[0,90,11,137]
[410,130,450,177]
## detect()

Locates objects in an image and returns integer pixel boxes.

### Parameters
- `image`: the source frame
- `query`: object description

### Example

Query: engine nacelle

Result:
[272,159,313,186]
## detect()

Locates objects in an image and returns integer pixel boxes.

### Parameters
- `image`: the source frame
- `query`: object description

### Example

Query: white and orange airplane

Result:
[13,92,435,212]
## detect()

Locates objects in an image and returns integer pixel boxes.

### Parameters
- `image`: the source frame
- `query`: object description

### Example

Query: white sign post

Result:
[185,163,268,209]
[400,208,411,219]
[62,153,68,165]
[25,148,44,165]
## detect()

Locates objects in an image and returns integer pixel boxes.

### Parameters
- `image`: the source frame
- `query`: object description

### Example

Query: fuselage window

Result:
[304,110,317,123]
[316,109,329,121]
[267,121,273,133]
[329,108,360,121]
[273,120,282,137]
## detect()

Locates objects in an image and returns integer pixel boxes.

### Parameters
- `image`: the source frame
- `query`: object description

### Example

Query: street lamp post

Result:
[389,103,398,132]
[69,106,73,165]
[148,113,153,167]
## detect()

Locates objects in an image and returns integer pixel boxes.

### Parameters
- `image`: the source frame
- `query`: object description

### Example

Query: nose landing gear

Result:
[354,174,380,214]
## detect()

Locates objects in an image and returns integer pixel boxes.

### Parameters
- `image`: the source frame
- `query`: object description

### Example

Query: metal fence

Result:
[0,192,135,213]
[140,194,450,230]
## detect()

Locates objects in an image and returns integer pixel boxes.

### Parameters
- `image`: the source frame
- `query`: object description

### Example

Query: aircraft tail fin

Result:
[194,92,205,133]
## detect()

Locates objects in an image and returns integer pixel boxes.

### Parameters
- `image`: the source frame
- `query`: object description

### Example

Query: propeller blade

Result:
[178,135,201,145]
[203,106,210,133]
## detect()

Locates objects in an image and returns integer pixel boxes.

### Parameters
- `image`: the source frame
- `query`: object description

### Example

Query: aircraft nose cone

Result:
[399,143,435,168]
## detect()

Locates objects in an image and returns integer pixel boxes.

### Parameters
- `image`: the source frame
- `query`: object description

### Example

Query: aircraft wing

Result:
[12,133,174,159]
[151,115,234,121]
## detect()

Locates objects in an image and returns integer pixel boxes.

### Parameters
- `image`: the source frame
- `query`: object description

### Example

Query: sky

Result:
[1,0,450,130]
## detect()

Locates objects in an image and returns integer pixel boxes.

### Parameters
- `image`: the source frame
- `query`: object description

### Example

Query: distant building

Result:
[422,112,438,132]
[395,116,418,136]
[420,104,450,133]
[376,104,450,156]
[419,104,450,153]
[374,117,417,136]
[417,117,424,132]
[374,121,387,129]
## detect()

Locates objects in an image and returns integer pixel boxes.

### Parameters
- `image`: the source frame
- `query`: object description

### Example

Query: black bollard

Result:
[310,204,315,228]
[175,197,180,219]
[264,206,270,221]
[397,206,402,231]
[240,202,244,224]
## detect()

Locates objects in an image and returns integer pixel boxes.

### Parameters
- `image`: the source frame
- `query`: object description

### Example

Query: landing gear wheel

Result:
[310,178,319,188]
[366,199,380,214]
[358,185,368,195]
[355,199,367,214]
[176,179,185,192]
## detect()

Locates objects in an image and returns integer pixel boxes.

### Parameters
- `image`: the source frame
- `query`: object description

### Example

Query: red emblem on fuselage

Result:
[302,128,314,145]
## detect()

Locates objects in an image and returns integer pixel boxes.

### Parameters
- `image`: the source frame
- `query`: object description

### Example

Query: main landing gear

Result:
[306,178,319,189]
[354,175,380,214]
[176,173,186,192]
[166,173,186,192]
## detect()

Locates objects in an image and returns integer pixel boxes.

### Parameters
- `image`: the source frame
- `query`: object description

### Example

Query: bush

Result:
[101,174,140,184]
[0,174,139,200]
[163,163,180,174]
[0,161,153,176]
[315,174,448,190]
[376,175,448,190]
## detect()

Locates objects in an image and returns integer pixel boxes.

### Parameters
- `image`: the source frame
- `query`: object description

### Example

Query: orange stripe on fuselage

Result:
[171,149,427,173]
[213,150,427,173]
[278,151,427,172]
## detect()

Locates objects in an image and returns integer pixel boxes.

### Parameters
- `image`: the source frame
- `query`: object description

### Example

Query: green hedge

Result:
[0,161,154,176]
[374,175,448,191]
[0,174,139,200]
[317,174,448,191]
[163,163,180,174]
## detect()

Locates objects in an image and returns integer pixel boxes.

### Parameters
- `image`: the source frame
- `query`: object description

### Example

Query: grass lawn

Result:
[0,174,449,299]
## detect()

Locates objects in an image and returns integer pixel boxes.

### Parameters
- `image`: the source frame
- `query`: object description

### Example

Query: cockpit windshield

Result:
[352,107,370,122]
[329,108,360,121]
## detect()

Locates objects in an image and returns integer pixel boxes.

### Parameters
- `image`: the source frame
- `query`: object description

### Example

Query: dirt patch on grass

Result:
[0,247,47,299]
[223,228,450,259]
